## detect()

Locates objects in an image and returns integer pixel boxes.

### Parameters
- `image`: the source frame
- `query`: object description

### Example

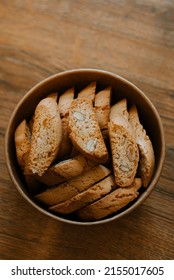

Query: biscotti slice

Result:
[27,93,62,176]
[77,178,142,221]
[108,121,139,187]
[56,114,72,159]
[109,98,139,187]
[14,119,31,170]
[78,82,96,102]
[57,88,74,159]
[68,98,109,163]
[129,104,155,187]
[110,98,129,121]
[35,164,111,206]
[94,86,112,130]
[50,154,97,179]
[50,175,116,214]
[59,87,74,117]
[36,154,96,186]
[33,170,66,186]
[110,98,132,133]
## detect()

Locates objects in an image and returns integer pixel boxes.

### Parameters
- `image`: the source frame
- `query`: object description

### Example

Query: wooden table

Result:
[1,0,174,260]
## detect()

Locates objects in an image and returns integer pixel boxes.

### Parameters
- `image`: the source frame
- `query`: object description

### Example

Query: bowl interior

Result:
[5,69,165,225]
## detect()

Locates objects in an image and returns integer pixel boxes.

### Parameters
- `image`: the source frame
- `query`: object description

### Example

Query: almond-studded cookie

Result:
[109,99,139,187]
[27,93,62,176]
[68,98,109,163]
[129,104,155,187]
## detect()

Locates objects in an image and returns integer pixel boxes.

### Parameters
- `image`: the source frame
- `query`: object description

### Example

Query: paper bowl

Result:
[5,69,165,225]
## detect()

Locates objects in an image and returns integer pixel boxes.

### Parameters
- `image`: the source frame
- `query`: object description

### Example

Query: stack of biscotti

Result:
[14,82,155,222]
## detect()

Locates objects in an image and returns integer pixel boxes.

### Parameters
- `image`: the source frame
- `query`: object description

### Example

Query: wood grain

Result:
[0,0,174,260]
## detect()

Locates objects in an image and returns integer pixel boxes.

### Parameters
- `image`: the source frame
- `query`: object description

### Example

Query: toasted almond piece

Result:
[129,104,155,187]
[27,93,62,176]
[77,178,142,221]
[68,98,109,163]
[78,82,96,102]
[50,175,116,214]
[35,164,111,206]
[86,138,98,152]
[73,111,85,121]
[14,119,31,170]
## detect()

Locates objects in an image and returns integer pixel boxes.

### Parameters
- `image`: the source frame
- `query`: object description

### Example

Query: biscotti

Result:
[36,154,97,186]
[35,164,111,206]
[78,82,96,102]
[49,154,96,179]
[59,87,74,117]
[33,169,66,186]
[68,98,109,163]
[77,178,142,221]
[14,119,31,170]
[56,114,72,159]
[110,98,130,131]
[57,88,74,159]
[26,93,62,176]
[50,175,116,214]
[109,98,139,187]
[94,86,112,130]
[129,104,155,187]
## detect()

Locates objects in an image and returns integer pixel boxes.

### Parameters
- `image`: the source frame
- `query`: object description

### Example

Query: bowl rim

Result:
[5,68,165,226]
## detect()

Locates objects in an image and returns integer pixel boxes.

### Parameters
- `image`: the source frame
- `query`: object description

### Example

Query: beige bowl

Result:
[5,69,165,225]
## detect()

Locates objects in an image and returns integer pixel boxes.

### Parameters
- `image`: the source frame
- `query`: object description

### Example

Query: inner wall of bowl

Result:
[7,69,163,223]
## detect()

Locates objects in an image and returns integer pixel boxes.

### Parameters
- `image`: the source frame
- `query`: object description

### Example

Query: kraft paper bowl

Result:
[5,69,165,225]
